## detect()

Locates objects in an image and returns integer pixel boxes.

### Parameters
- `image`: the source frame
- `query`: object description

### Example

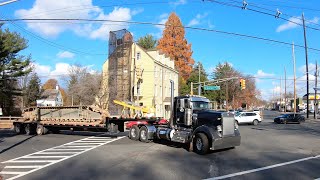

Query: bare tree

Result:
[66,65,102,106]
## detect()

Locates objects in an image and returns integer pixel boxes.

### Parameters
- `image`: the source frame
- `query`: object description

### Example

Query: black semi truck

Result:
[128,81,241,155]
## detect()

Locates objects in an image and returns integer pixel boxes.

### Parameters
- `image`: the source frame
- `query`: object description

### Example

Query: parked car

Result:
[234,112,262,125]
[274,114,305,124]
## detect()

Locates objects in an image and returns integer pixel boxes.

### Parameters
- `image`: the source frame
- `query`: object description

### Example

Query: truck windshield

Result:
[192,101,209,109]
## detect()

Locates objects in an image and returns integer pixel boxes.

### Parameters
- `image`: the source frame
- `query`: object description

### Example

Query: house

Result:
[36,86,63,107]
[102,29,179,118]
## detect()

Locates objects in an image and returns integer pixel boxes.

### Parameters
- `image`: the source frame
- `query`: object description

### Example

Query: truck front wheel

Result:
[193,133,209,155]
[129,125,140,141]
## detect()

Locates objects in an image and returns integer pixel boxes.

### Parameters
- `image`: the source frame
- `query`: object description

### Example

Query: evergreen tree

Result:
[0,25,32,115]
[25,73,41,106]
[137,34,157,50]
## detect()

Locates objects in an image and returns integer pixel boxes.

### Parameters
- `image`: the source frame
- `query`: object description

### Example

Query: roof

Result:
[39,89,59,101]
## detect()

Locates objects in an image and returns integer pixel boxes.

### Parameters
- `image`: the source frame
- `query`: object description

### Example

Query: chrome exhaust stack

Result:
[170,80,174,128]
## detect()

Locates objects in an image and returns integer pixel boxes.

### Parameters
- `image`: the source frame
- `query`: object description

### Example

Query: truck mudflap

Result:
[211,134,241,150]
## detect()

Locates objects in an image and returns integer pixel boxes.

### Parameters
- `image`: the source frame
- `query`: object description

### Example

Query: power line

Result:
[0,14,108,56]
[204,0,320,32]
[3,18,320,53]
[226,0,320,28]
[237,0,320,13]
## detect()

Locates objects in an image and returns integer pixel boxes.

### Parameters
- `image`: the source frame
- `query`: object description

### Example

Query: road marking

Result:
[0,135,125,180]
[0,171,25,175]
[37,152,77,154]
[6,160,58,163]
[22,156,68,158]
[60,145,94,148]
[50,148,88,151]
[206,155,320,180]
[4,166,42,169]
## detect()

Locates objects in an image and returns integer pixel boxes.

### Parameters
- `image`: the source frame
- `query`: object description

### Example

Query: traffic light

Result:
[242,79,246,90]
[240,79,246,90]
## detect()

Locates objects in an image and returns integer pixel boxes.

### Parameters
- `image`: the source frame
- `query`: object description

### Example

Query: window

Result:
[136,52,141,60]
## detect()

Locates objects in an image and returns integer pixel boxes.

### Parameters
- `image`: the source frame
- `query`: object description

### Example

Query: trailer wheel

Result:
[139,126,150,143]
[14,123,22,134]
[24,124,32,135]
[193,133,209,155]
[129,126,140,141]
[36,124,48,135]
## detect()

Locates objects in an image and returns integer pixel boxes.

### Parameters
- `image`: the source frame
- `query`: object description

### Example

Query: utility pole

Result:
[284,66,287,112]
[314,61,318,119]
[292,42,297,114]
[226,83,229,111]
[302,13,310,118]
[198,62,201,96]
[280,76,282,111]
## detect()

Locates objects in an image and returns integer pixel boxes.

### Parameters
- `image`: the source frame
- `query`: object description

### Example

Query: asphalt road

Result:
[1,110,320,180]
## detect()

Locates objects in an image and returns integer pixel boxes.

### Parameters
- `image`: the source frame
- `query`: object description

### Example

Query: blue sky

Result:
[1,0,320,100]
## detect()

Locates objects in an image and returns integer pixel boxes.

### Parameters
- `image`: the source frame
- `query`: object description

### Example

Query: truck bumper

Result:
[211,135,241,150]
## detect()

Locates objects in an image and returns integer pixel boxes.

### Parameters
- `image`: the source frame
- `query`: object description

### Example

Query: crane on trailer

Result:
[113,100,154,118]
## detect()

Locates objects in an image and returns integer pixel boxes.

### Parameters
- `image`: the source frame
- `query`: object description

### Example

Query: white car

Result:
[234,112,262,125]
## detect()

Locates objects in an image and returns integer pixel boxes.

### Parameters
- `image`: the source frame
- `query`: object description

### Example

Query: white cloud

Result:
[171,0,187,6]
[276,16,319,32]
[15,1,142,40]
[57,51,75,59]
[50,63,71,76]
[156,13,168,31]
[33,63,51,75]
[298,63,316,74]
[255,70,275,78]
[273,86,281,93]
[187,13,208,26]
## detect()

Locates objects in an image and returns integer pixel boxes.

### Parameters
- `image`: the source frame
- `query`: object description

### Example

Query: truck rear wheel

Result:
[193,133,209,155]
[14,123,22,134]
[139,126,150,143]
[129,125,140,141]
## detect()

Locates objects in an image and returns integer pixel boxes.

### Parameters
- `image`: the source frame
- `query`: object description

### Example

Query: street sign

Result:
[204,86,220,90]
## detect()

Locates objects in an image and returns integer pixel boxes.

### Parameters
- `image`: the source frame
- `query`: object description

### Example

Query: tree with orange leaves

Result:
[157,12,194,80]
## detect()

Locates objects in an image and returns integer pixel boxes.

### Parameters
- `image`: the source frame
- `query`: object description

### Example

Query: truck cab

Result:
[128,93,241,155]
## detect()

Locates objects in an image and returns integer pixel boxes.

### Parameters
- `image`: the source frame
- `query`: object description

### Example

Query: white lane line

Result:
[4,166,42,169]
[206,155,320,180]
[50,148,88,151]
[59,146,94,148]
[2,136,125,180]
[0,171,25,175]
[6,160,58,163]
[37,152,77,155]
[70,143,104,145]
[21,156,68,159]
